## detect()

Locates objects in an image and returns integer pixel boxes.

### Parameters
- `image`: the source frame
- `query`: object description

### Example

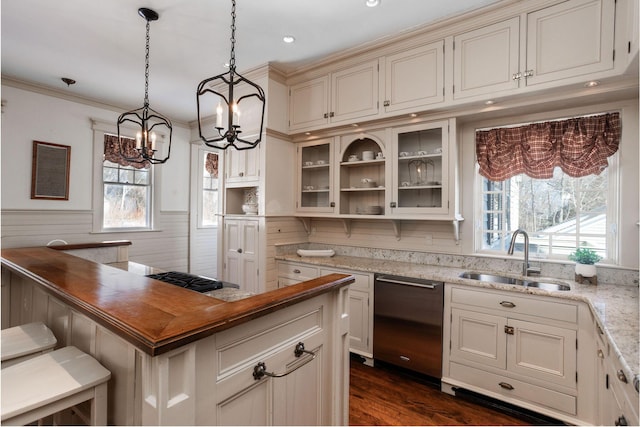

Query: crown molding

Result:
[1,75,190,128]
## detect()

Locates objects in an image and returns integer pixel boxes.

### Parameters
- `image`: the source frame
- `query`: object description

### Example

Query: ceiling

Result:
[1,0,500,124]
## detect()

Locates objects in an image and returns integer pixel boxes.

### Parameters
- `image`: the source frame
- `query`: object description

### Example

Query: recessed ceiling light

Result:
[365,0,381,7]
[585,80,600,87]
[283,35,295,44]
[409,113,418,118]
[485,100,495,105]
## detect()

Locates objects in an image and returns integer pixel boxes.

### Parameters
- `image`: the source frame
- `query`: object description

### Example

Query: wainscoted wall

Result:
[1,209,190,272]
[190,226,218,278]
[264,217,309,291]
[303,218,462,254]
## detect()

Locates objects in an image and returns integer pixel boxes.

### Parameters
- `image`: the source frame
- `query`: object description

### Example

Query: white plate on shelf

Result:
[296,249,335,257]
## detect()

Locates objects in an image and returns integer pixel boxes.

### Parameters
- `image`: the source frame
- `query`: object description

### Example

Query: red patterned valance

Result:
[476,112,620,181]
[205,152,219,178]
[104,134,150,169]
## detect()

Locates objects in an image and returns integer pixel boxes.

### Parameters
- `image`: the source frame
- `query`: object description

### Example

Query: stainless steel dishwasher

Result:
[373,274,444,378]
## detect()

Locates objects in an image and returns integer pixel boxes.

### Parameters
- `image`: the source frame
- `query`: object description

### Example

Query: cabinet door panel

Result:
[289,76,330,130]
[450,308,507,369]
[347,289,369,355]
[384,41,444,112]
[526,0,615,86]
[453,17,520,99]
[331,60,379,124]
[217,381,270,426]
[507,319,577,389]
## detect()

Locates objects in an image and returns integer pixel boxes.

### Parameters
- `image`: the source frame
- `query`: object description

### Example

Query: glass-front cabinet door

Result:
[390,119,451,216]
[297,138,334,213]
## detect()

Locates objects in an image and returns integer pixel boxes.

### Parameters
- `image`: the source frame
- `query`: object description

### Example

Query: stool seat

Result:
[1,346,111,425]
[1,322,57,367]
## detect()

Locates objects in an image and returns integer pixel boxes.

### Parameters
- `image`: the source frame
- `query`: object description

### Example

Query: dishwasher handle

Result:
[376,275,441,289]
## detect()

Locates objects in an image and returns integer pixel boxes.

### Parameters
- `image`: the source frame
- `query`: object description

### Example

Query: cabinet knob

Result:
[390,202,397,208]
[597,349,605,359]
[523,69,534,78]
[237,248,243,254]
[293,269,301,274]
[617,369,628,383]
[383,100,390,107]
[239,172,244,177]
[329,112,335,118]
[330,202,335,207]
[512,72,522,81]
[615,415,628,426]
[323,113,328,119]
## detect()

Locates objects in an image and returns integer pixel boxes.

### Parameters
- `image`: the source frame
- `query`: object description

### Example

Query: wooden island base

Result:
[1,247,353,425]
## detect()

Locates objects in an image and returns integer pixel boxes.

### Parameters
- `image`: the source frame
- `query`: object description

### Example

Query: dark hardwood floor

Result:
[349,357,560,426]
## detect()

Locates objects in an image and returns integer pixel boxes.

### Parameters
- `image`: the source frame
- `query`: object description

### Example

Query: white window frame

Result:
[197,147,221,228]
[473,132,620,265]
[91,119,162,233]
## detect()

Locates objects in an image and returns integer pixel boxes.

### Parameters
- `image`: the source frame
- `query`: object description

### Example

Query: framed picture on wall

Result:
[30,140,71,200]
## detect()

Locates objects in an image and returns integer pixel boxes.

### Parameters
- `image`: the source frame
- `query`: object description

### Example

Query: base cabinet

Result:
[443,284,589,423]
[277,261,373,358]
[223,218,260,294]
[595,323,639,426]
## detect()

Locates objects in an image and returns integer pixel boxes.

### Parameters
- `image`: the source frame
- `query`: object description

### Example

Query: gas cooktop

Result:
[146,271,238,293]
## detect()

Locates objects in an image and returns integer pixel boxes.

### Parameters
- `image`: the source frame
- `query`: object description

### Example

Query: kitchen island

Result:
[1,247,354,425]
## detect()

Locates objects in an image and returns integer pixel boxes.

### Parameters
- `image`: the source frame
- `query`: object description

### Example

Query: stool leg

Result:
[90,382,109,425]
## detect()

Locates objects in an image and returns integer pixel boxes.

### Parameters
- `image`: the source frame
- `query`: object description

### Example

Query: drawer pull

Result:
[617,369,628,383]
[498,382,514,390]
[253,342,317,380]
[293,269,301,274]
[499,301,516,308]
[504,326,514,335]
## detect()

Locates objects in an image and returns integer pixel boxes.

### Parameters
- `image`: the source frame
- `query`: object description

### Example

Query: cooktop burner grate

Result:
[146,271,225,293]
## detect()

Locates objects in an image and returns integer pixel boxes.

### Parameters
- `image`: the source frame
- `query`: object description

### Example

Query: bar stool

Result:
[1,322,57,368]
[1,346,111,425]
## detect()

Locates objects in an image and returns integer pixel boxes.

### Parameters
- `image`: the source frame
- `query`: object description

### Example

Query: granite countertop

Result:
[277,253,639,387]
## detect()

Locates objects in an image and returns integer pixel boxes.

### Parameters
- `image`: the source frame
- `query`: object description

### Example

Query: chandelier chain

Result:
[144,18,151,107]
[229,0,236,70]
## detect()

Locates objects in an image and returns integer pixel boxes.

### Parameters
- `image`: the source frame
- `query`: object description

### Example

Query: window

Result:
[477,165,615,261]
[102,160,151,228]
[202,152,219,226]
[475,113,620,263]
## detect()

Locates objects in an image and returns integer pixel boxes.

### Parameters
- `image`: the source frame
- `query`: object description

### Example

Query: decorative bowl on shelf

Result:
[242,203,258,215]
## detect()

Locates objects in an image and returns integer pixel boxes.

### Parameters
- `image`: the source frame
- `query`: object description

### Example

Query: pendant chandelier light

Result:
[117,7,172,164]
[196,0,266,151]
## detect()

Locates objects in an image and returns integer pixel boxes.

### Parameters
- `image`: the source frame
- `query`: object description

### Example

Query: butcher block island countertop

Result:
[1,247,353,356]
[1,247,354,425]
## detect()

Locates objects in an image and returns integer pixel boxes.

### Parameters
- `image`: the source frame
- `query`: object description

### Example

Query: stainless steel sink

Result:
[460,272,570,291]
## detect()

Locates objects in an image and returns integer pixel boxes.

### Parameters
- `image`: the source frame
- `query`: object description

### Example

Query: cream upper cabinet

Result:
[223,218,260,294]
[297,138,335,213]
[454,0,616,100]
[225,143,260,184]
[389,119,457,218]
[289,59,379,132]
[382,40,445,113]
[453,17,521,99]
[524,0,615,86]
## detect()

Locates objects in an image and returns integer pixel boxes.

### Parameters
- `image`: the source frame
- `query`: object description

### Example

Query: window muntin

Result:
[102,160,151,229]
[477,165,614,262]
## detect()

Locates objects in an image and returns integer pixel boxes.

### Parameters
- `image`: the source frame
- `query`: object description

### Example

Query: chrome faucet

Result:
[507,228,541,276]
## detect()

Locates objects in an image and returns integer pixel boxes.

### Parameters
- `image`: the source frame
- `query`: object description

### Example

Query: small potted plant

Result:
[569,247,601,282]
